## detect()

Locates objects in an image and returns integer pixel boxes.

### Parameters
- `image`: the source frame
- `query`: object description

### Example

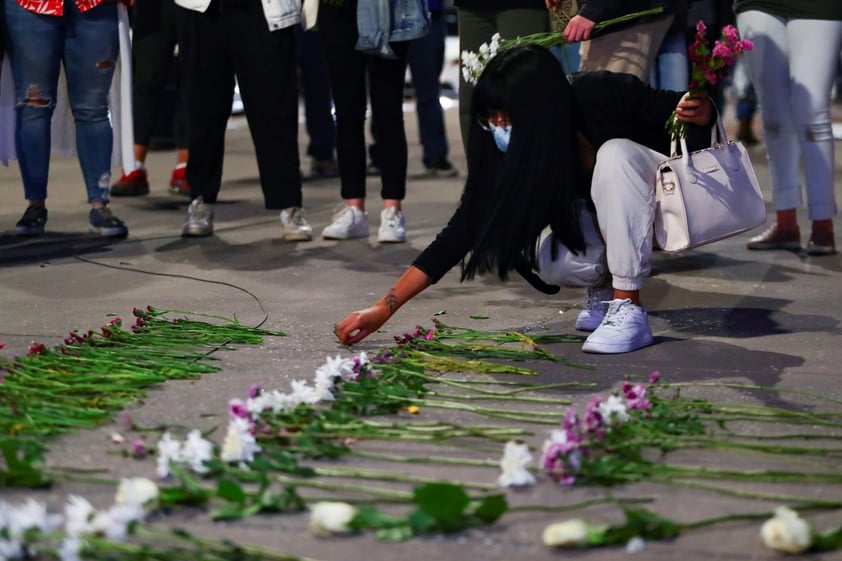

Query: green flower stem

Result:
[348,449,499,468]
[313,466,497,491]
[274,475,414,501]
[425,389,570,405]
[659,436,842,457]
[662,381,842,406]
[660,479,842,508]
[658,464,842,484]
[504,7,664,48]
[508,496,655,514]
[413,398,562,424]
[394,368,584,398]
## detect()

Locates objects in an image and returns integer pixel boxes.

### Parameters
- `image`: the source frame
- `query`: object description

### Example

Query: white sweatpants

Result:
[590,139,665,292]
[738,11,842,220]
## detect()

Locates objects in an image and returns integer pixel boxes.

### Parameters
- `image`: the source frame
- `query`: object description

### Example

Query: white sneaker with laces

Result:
[279,206,313,241]
[582,298,654,354]
[377,207,406,243]
[182,196,214,237]
[575,285,614,332]
[322,204,368,240]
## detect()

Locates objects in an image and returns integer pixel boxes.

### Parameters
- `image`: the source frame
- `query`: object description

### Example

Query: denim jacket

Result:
[175,0,300,31]
[356,0,430,59]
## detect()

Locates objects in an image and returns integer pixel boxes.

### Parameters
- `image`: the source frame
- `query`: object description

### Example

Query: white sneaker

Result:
[182,196,213,237]
[321,204,369,240]
[575,285,614,332]
[377,207,406,243]
[582,299,654,354]
[279,206,313,241]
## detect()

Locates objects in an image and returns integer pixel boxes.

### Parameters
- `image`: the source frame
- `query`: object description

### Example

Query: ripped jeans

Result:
[4,0,118,204]
[738,11,842,220]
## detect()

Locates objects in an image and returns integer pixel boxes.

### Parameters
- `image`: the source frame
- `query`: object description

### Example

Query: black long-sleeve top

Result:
[412,71,700,285]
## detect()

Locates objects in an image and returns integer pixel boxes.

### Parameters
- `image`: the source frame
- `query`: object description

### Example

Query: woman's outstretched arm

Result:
[334,265,432,345]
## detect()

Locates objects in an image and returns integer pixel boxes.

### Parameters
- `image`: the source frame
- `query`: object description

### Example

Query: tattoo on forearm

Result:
[385,290,398,313]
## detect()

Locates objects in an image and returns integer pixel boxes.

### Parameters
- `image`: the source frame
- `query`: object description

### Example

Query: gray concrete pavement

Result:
[1,101,841,560]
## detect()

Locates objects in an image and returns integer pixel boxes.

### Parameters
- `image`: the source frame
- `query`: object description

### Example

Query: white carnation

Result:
[497,440,536,487]
[760,506,812,554]
[220,417,261,464]
[309,502,357,536]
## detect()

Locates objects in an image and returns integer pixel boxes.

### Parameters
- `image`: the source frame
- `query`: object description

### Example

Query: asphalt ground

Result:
[1,98,841,561]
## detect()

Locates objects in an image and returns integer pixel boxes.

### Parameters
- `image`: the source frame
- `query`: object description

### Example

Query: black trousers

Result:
[177,0,301,209]
[318,3,408,201]
[132,0,187,149]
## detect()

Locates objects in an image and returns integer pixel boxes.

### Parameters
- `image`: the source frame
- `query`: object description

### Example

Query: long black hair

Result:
[460,44,585,282]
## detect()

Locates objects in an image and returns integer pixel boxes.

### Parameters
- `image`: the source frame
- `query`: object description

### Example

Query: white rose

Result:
[542,519,605,548]
[114,477,159,511]
[760,506,812,554]
[309,502,357,536]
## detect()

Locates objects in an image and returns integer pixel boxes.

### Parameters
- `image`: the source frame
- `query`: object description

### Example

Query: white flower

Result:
[220,417,261,464]
[58,535,83,561]
[89,504,143,542]
[626,536,646,553]
[114,477,159,511]
[309,502,357,536]
[64,495,96,536]
[597,394,629,424]
[0,538,23,561]
[497,441,536,487]
[9,498,63,537]
[760,506,812,554]
[156,431,183,479]
[111,432,125,444]
[181,429,214,474]
[461,33,503,85]
[542,518,604,548]
[290,379,326,405]
[249,389,295,415]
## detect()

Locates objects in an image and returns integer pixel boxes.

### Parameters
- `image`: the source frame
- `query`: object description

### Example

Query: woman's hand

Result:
[674,91,713,126]
[334,303,392,345]
[563,15,597,42]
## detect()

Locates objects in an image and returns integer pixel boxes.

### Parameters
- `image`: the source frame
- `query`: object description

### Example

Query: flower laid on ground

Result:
[496,440,536,488]
[460,8,664,84]
[114,477,160,511]
[220,416,262,465]
[761,507,813,554]
[542,518,605,548]
[665,21,753,141]
[309,502,357,536]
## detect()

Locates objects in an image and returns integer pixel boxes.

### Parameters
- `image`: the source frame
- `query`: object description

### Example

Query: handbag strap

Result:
[673,105,740,180]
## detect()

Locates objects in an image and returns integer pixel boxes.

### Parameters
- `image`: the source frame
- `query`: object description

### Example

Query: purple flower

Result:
[584,397,604,432]
[649,371,660,384]
[228,398,251,420]
[132,438,147,458]
[248,384,263,399]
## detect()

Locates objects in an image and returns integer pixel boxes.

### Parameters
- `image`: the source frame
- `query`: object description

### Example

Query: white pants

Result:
[738,11,842,220]
[590,139,665,292]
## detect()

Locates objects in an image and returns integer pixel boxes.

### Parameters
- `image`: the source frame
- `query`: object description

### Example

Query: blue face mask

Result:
[490,124,512,153]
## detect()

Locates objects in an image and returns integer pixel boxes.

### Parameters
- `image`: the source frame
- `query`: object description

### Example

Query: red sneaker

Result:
[169,166,190,196]
[111,169,150,196]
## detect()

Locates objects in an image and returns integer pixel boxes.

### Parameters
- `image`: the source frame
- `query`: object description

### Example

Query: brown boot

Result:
[747,224,801,250]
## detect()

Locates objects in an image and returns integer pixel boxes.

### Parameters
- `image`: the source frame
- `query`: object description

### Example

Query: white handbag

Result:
[653,116,767,253]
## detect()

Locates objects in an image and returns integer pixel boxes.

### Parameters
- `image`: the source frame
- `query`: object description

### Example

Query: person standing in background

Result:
[175,0,313,241]
[455,0,549,149]
[408,0,458,178]
[111,0,191,197]
[3,0,129,237]
[296,24,339,180]
[736,0,842,254]
[564,0,685,83]
[317,0,428,243]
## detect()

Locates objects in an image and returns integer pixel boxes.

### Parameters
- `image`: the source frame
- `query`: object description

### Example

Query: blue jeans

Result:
[408,9,448,167]
[4,0,118,204]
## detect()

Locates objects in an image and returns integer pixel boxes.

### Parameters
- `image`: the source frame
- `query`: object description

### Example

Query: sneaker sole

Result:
[582,333,654,354]
[182,228,213,238]
[89,226,129,237]
[169,187,191,197]
[806,246,837,255]
[322,230,369,240]
[15,226,45,236]
[377,234,406,243]
[110,187,150,197]
[283,232,313,242]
